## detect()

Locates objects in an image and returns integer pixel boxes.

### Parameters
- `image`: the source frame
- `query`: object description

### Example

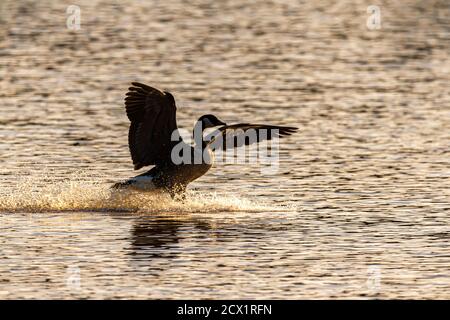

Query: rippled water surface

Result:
[0,0,449,299]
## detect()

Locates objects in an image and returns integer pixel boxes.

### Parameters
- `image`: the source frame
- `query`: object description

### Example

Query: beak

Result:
[218,120,227,126]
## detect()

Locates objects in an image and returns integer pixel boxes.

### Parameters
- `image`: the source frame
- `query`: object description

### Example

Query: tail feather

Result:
[111,181,134,189]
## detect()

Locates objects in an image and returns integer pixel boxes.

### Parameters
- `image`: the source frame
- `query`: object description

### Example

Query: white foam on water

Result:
[0,172,283,213]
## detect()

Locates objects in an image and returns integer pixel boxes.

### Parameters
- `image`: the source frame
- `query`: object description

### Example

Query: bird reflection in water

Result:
[128,216,211,260]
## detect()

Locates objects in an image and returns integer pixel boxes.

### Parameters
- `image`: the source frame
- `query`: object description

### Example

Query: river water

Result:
[0,0,449,299]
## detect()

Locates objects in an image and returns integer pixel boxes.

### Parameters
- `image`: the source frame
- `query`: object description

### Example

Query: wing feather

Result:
[206,123,298,151]
[124,82,180,170]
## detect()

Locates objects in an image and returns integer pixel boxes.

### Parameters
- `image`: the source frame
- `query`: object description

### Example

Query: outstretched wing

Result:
[125,82,180,170]
[206,123,298,151]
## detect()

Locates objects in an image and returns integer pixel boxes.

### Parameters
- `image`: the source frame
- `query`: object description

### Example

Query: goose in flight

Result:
[113,82,298,198]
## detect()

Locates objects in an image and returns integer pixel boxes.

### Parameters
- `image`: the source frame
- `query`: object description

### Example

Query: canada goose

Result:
[112,82,298,198]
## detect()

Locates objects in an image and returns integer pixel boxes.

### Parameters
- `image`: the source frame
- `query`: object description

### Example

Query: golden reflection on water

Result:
[0,0,449,298]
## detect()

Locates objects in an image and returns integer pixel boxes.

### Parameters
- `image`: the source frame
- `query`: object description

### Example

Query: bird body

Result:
[114,146,213,197]
[112,82,298,198]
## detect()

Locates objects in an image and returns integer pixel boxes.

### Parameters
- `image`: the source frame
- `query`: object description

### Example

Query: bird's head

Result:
[193,114,226,147]
[197,114,227,129]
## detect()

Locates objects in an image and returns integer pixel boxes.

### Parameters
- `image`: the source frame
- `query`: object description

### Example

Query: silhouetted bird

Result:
[112,82,298,198]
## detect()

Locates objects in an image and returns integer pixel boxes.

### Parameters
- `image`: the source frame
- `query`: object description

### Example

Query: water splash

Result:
[0,173,281,213]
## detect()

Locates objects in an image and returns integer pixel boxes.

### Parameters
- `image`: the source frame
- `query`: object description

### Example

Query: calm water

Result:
[0,0,449,299]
